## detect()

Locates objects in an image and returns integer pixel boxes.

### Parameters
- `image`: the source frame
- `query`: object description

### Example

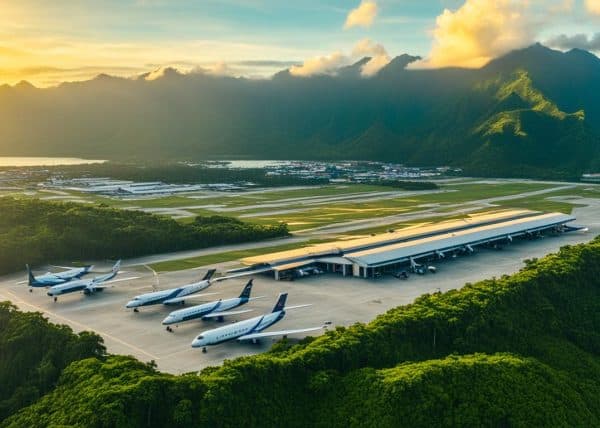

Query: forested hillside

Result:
[3,237,599,427]
[0,44,599,179]
[0,303,105,420]
[0,197,288,274]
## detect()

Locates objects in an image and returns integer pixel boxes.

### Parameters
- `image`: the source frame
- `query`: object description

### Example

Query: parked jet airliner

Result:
[24,264,93,288]
[162,279,262,328]
[191,293,321,353]
[47,260,136,301]
[125,269,218,311]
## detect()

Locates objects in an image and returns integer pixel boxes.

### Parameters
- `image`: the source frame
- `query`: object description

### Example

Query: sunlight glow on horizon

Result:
[1,0,599,87]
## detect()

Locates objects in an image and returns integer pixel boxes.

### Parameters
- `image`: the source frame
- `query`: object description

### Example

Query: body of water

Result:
[0,157,106,167]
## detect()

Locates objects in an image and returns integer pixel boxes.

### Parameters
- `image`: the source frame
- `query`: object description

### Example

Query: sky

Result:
[1,0,599,86]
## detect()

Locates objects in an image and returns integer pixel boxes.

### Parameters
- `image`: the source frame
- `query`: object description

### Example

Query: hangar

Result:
[239,210,580,280]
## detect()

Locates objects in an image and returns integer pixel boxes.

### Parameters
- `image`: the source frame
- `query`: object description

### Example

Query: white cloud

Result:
[419,0,534,68]
[352,39,391,76]
[344,1,378,29]
[144,66,181,80]
[546,32,600,51]
[585,0,600,15]
[289,52,349,77]
[290,39,391,77]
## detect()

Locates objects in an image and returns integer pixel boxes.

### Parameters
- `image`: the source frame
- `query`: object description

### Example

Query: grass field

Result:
[6,180,598,236]
[150,239,327,272]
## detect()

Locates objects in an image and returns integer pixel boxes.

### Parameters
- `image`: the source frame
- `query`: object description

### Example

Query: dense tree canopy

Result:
[0,197,288,274]
[0,303,105,421]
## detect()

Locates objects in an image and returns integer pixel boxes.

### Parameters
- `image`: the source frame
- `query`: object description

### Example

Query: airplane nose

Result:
[191,339,202,348]
[125,301,136,308]
[162,316,174,325]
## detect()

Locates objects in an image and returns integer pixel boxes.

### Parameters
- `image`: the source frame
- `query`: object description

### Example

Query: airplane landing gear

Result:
[166,326,173,333]
[29,288,33,293]
[53,297,57,302]
[217,316,224,323]
[202,347,207,354]
[133,308,139,313]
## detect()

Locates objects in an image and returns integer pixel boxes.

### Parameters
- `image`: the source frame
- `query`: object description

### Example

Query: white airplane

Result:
[125,269,218,312]
[191,293,322,353]
[47,260,136,301]
[162,279,262,329]
[23,263,94,288]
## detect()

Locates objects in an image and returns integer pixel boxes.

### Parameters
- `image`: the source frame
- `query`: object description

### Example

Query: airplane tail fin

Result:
[112,260,122,274]
[26,264,36,285]
[272,293,288,313]
[239,279,253,299]
[202,268,217,281]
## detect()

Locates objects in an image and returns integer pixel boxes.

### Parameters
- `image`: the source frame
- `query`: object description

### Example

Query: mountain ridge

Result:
[1,43,599,178]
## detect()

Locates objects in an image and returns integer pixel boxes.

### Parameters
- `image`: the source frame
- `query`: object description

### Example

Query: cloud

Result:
[352,39,391,76]
[420,0,534,68]
[546,33,600,51]
[289,39,392,77]
[289,52,349,77]
[204,61,237,76]
[585,0,600,15]
[144,66,182,81]
[344,1,378,29]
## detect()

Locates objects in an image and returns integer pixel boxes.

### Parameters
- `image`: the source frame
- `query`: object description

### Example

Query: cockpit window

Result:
[196,335,204,340]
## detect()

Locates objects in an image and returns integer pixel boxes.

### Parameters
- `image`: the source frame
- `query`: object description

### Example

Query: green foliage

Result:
[4,237,600,427]
[2,356,205,428]
[322,353,597,427]
[0,197,289,274]
[0,302,105,421]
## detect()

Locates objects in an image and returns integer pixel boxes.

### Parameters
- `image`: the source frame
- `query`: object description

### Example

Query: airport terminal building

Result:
[238,210,580,280]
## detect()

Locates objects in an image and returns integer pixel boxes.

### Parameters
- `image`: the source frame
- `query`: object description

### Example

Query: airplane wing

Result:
[104,276,140,284]
[50,265,75,270]
[202,309,254,318]
[284,304,312,310]
[163,292,219,305]
[92,276,140,288]
[238,327,322,341]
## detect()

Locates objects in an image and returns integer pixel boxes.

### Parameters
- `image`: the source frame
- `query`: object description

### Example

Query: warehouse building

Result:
[238,210,580,280]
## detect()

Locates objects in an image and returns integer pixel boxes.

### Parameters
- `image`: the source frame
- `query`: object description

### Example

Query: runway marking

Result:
[1,289,160,361]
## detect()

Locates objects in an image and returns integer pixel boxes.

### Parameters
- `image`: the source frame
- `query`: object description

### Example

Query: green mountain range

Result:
[1,43,599,178]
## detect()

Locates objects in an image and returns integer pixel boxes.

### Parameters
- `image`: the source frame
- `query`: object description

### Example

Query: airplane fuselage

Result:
[162,297,248,325]
[46,263,118,298]
[191,310,285,347]
[126,281,210,309]
[47,279,92,297]
[29,266,92,287]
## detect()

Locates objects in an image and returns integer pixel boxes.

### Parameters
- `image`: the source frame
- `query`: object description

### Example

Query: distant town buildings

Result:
[581,173,600,183]
[32,161,463,198]
[205,160,461,182]
[42,177,245,196]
